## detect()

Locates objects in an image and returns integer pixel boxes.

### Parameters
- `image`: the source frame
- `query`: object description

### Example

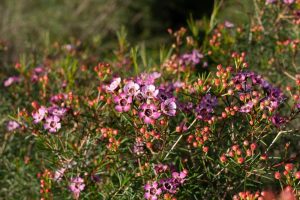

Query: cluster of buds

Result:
[93,62,111,79]
[99,127,120,151]
[274,163,300,185]
[220,141,266,165]
[37,169,53,200]
[187,126,210,153]
[233,191,261,200]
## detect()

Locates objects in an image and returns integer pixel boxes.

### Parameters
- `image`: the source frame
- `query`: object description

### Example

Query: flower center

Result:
[120,99,127,106]
[145,109,152,117]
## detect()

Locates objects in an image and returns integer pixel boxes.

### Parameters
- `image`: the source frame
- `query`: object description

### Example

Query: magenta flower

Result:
[141,85,159,99]
[124,81,140,96]
[172,171,187,184]
[144,181,162,200]
[136,72,161,85]
[160,178,178,194]
[224,20,234,28]
[161,98,177,116]
[113,93,132,112]
[69,177,85,199]
[44,116,61,133]
[4,76,21,87]
[106,77,121,93]
[7,120,20,131]
[32,106,48,123]
[139,103,161,124]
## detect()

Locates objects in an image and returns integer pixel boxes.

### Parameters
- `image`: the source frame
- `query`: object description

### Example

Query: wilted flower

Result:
[32,106,48,123]
[44,116,61,133]
[144,181,162,200]
[113,93,132,112]
[139,103,161,124]
[196,94,217,120]
[161,98,177,116]
[69,177,85,199]
[271,114,286,127]
[7,120,20,131]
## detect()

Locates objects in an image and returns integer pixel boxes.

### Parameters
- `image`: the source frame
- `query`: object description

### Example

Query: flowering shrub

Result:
[1,0,300,199]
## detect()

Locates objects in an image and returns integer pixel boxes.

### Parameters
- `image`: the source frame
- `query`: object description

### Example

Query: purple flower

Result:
[239,101,254,113]
[106,77,121,93]
[4,76,21,87]
[195,94,217,120]
[161,98,177,116]
[7,120,20,131]
[113,93,132,112]
[271,114,286,127]
[139,103,161,124]
[283,0,294,4]
[69,177,85,199]
[48,106,67,117]
[266,0,276,3]
[144,181,162,200]
[181,50,203,66]
[141,85,159,99]
[50,93,68,104]
[123,81,140,96]
[44,116,61,133]
[32,106,48,123]
[160,178,178,194]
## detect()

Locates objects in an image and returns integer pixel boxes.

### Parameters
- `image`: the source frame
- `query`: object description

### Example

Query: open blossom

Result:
[224,20,234,28]
[4,76,21,87]
[196,93,217,120]
[53,168,66,182]
[144,181,162,200]
[32,106,48,123]
[48,106,67,117]
[136,72,161,85]
[141,85,159,99]
[181,50,203,65]
[172,171,187,185]
[7,120,20,131]
[44,116,61,133]
[139,103,161,124]
[113,93,132,112]
[124,81,140,96]
[160,178,178,194]
[240,101,254,113]
[106,77,121,92]
[161,98,177,116]
[69,177,85,199]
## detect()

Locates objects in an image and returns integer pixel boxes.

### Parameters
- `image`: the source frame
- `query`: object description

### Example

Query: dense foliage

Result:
[1,0,299,199]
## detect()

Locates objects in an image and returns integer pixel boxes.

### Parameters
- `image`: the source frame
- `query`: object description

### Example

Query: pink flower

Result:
[139,103,161,124]
[54,168,66,182]
[161,98,177,116]
[141,85,159,99]
[48,106,67,117]
[32,106,48,123]
[7,120,20,131]
[283,0,294,4]
[144,181,162,200]
[113,93,132,112]
[4,76,21,87]
[123,81,140,96]
[44,116,61,133]
[106,77,121,93]
[69,177,85,199]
